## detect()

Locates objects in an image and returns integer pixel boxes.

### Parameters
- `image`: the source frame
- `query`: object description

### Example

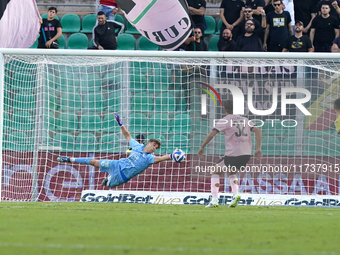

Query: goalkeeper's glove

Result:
[113,113,123,126]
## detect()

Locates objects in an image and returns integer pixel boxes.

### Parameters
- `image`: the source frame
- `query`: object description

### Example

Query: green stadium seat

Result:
[6,131,31,151]
[131,93,153,112]
[125,20,139,34]
[171,114,191,134]
[281,137,296,156]
[117,34,136,50]
[102,113,121,132]
[303,137,328,156]
[138,36,159,51]
[155,93,176,112]
[3,112,10,132]
[129,113,148,133]
[4,71,11,91]
[102,71,121,91]
[208,35,219,51]
[309,130,334,141]
[79,113,101,132]
[53,132,74,151]
[81,14,97,33]
[329,137,340,156]
[114,14,125,33]
[56,112,79,132]
[262,137,282,156]
[80,73,101,92]
[217,19,222,34]
[148,75,170,92]
[262,121,285,136]
[11,111,34,131]
[168,134,190,153]
[149,114,170,133]
[194,119,210,134]
[107,92,121,112]
[41,13,59,20]
[44,91,58,111]
[146,134,167,153]
[59,92,82,112]
[67,33,89,49]
[61,13,81,32]
[56,72,80,91]
[191,135,205,154]
[75,132,97,152]
[98,133,121,153]
[215,133,225,155]
[82,93,105,112]
[204,16,216,35]
[13,91,35,111]
[130,74,147,92]
[176,98,188,112]
[4,91,10,110]
[44,111,55,131]
[57,35,66,49]
[11,72,36,91]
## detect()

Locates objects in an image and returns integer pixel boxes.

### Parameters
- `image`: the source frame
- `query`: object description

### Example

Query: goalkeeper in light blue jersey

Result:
[334,98,340,134]
[57,113,184,188]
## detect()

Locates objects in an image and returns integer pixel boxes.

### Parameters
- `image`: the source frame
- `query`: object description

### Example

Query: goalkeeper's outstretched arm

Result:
[113,113,132,142]
[154,154,171,164]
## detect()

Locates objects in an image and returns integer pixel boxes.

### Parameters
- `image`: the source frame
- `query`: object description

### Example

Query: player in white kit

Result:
[198,100,262,208]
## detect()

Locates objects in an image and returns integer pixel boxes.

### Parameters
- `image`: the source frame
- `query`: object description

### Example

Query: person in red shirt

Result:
[99,0,119,20]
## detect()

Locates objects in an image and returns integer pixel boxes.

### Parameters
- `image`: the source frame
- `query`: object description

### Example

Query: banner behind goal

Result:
[1,50,340,204]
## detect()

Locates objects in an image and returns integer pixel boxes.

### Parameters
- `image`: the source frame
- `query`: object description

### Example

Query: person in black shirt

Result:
[246,0,265,24]
[293,0,318,35]
[264,0,293,52]
[89,11,124,50]
[310,4,339,52]
[186,0,206,34]
[38,7,62,49]
[317,0,340,26]
[282,21,313,52]
[236,19,264,51]
[331,35,340,52]
[218,28,237,51]
[183,27,208,51]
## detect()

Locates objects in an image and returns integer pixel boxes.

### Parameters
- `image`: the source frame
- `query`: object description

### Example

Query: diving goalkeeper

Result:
[57,113,185,188]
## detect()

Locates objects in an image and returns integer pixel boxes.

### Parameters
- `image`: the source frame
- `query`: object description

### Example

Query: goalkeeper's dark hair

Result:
[334,98,340,111]
[224,100,233,114]
[148,139,161,148]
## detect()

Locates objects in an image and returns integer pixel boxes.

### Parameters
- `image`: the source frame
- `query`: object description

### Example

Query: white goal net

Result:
[1,50,340,205]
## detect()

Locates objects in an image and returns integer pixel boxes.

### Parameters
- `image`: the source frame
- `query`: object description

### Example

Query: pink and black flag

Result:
[115,0,192,51]
[0,0,40,48]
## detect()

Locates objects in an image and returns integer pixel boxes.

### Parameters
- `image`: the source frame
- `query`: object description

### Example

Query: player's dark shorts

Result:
[216,155,251,171]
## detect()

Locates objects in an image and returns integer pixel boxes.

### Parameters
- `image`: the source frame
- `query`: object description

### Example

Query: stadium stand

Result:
[117,34,136,50]
[67,33,89,49]
[81,14,97,33]
[61,13,81,33]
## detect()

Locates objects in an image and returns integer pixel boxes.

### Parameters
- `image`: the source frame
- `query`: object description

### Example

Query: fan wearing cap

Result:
[282,20,313,52]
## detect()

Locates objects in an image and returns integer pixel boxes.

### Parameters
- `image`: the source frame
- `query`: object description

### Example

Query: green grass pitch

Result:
[0,203,339,255]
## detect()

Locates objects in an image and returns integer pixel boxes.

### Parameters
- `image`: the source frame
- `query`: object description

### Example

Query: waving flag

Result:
[0,0,40,48]
[116,0,192,51]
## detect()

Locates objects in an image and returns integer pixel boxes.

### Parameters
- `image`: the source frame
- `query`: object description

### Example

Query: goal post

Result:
[1,49,340,206]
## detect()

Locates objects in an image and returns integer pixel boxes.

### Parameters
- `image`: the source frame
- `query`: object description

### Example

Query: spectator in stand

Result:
[183,27,208,51]
[99,0,119,21]
[234,6,267,41]
[186,0,206,35]
[219,0,245,46]
[236,19,265,51]
[282,21,313,52]
[38,7,62,49]
[310,4,339,52]
[293,0,318,35]
[246,0,265,24]
[218,28,237,51]
[317,0,340,26]
[331,35,340,51]
[264,0,293,52]
[88,11,124,50]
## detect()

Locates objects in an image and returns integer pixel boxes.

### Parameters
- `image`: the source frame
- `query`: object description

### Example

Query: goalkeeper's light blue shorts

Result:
[99,160,128,188]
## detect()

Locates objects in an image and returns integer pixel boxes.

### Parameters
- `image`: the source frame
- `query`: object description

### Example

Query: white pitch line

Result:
[0,242,338,255]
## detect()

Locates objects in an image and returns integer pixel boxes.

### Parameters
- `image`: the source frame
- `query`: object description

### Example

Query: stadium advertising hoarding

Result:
[2,152,340,205]
[80,190,340,207]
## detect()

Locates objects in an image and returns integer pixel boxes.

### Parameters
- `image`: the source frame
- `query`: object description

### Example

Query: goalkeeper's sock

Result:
[211,174,220,200]
[73,158,93,165]
[229,174,239,195]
